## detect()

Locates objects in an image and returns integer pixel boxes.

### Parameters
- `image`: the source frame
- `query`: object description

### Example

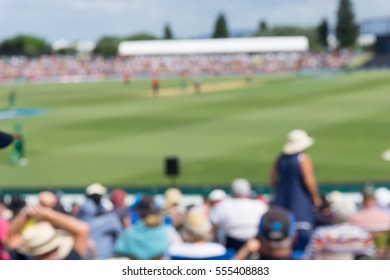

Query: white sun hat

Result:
[283,129,314,155]
[382,149,390,161]
[208,189,227,202]
[86,183,107,196]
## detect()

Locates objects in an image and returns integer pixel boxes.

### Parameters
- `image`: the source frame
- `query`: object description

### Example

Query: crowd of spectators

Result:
[1,180,390,260]
[0,51,353,83]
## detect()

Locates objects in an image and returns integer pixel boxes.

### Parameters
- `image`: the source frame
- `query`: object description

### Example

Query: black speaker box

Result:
[165,157,179,176]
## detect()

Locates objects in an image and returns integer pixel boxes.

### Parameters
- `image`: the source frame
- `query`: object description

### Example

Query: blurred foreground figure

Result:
[235,206,296,260]
[114,196,181,260]
[270,129,321,251]
[305,191,375,260]
[7,205,89,260]
[212,178,268,252]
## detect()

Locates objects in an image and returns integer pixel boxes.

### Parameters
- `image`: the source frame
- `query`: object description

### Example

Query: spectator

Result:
[235,206,296,260]
[77,183,109,222]
[304,191,375,259]
[207,189,227,243]
[349,186,390,256]
[110,188,130,228]
[168,206,232,260]
[7,205,89,259]
[114,196,181,260]
[163,188,184,230]
[0,194,10,260]
[270,129,321,251]
[211,178,268,252]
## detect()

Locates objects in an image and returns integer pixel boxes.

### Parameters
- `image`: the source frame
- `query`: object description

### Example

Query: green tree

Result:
[0,35,51,57]
[93,36,122,57]
[317,18,329,48]
[259,20,268,33]
[212,13,229,38]
[270,26,322,51]
[336,0,359,48]
[164,23,174,40]
[125,33,157,41]
[254,20,269,36]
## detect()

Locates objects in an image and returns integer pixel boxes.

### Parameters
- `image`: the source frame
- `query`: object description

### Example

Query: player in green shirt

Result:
[11,123,27,166]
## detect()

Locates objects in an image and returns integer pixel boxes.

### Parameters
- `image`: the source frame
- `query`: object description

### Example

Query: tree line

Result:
[0,0,359,57]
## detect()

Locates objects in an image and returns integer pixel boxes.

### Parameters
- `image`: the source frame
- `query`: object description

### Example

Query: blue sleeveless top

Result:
[273,153,316,227]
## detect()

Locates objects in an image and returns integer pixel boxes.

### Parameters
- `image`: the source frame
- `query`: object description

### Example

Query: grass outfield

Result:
[0,71,390,188]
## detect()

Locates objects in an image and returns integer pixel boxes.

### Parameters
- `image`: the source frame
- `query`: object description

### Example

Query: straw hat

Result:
[182,207,212,242]
[19,222,74,259]
[282,129,314,155]
[164,188,183,208]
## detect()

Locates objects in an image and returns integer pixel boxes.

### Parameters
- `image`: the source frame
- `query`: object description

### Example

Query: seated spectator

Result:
[163,188,184,230]
[234,206,296,260]
[110,188,130,228]
[114,196,181,260]
[207,189,227,243]
[211,178,268,251]
[304,191,375,259]
[167,206,232,260]
[77,183,109,222]
[315,194,333,227]
[0,196,10,260]
[6,195,26,219]
[88,211,122,259]
[349,186,390,256]
[7,205,89,259]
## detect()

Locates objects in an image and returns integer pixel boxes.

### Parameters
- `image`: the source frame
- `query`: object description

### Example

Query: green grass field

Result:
[0,70,390,188]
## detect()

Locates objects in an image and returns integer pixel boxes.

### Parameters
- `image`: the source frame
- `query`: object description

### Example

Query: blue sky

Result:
[0,0,388,42]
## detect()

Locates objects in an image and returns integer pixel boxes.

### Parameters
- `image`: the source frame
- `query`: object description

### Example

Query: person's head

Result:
[163,188,183,209]
[375,187,390,208]
[7,195,26,217]
[231,178,251,198]
[85,183,107,205]
[361,186,377,208]
[38,191,58,208]
[19,222,74,260]
[208,189,227,206]
[110,188,127,208]
[258,207,296,254]
[71,202,80,215]
[327,191,357,224]
[182,206,212,243]
[137,196,162,227]
[282,129,314,155]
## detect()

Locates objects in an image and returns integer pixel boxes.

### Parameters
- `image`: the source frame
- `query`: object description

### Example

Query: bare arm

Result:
[233,238,261,260]
[27,206,89,257]
[300,154,321,208]
[7,208,30,249]
[270,161,278,189]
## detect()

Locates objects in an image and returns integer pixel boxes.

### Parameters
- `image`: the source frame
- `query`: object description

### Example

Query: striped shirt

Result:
[304,223,375,260]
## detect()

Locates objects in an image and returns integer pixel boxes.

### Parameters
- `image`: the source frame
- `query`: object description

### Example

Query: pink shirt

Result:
[349,207,390,233]
[0,217,10,260]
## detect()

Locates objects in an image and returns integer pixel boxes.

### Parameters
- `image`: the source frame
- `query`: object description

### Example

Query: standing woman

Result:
[270,129,321,251]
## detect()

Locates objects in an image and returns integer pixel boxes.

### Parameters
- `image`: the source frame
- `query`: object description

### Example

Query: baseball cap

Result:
[258,206,295,242]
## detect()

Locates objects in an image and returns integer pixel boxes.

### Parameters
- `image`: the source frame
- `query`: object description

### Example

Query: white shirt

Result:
[212,198,268,240]
[168,242,227,259]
